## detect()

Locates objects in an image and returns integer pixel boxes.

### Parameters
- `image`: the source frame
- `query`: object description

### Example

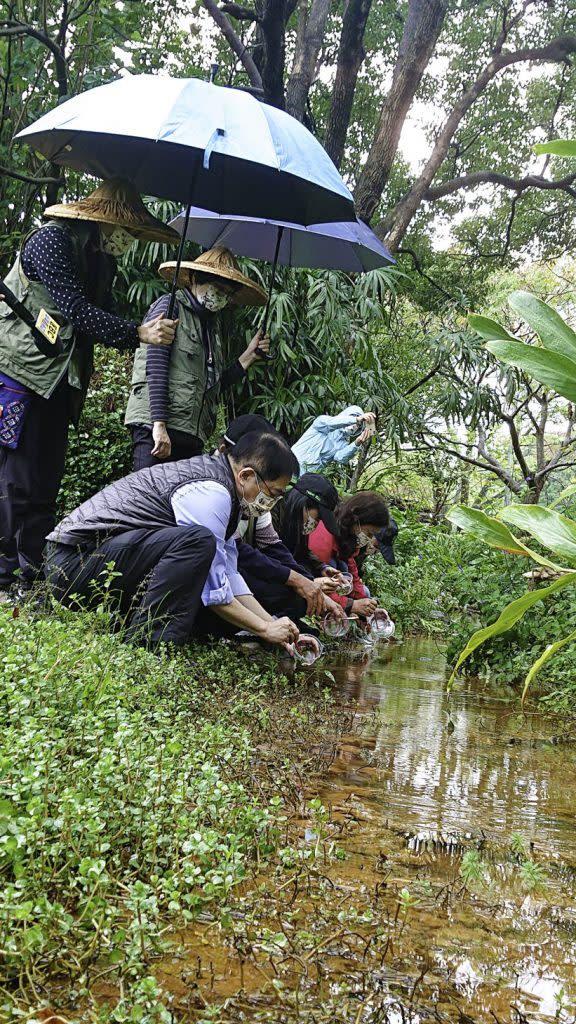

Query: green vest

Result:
[124,289,224,442]
[0,219,115,423]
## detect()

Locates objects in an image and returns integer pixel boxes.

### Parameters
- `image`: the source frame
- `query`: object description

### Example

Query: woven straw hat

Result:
[158,247,267,306]
[43,178,179,244]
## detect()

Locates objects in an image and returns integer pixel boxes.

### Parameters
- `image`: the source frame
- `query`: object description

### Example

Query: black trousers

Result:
[130,425,204,472]
[45,525,216,646]
[0,378,70,588]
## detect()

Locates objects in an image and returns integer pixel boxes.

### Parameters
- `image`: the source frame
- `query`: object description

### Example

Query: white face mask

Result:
[101,227,136,257]
[303,516,318,535]
[195,283,230,312]
[357,530,371,548]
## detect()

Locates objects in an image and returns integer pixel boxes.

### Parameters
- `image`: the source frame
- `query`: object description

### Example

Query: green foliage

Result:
[0,602,297,1018]
[58,349,133,515]
[448,294,576,701]
[362,512,527,638]
[232,262,402,440]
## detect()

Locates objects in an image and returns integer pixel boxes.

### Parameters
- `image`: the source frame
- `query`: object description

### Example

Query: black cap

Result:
[294,473,340,536]
[223,413,276,447]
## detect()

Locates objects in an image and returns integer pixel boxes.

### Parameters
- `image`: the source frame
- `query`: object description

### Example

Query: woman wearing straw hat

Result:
[124,247,271,470]
[0,178,179,600]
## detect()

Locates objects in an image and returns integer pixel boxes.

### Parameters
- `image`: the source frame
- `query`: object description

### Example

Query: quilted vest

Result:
[124,289,224,441]
[0,220,116,423]
[47,451,240,546]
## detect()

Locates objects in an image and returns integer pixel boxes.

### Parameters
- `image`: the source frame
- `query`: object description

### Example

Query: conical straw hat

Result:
[158,246,267,306]
[44,178,179,244]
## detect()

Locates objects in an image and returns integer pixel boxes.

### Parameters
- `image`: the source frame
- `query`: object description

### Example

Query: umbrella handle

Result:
[255,226,284,360]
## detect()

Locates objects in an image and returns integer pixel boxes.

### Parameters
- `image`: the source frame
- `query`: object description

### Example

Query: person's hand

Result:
[355,411,377,444]
[239,328,271,369]
[261,616,299,647]
[318,576,339,593]
[138,315,178,347]
[322,566,342,581]
[352,597,378,618]
[324,598,346,619]
[151,421,171,459]
[292,575,328,617]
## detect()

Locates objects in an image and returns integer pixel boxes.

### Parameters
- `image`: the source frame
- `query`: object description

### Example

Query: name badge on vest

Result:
[35,309,60,345]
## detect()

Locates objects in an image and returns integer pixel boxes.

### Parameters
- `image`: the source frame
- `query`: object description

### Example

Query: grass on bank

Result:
[0,600,342,1023]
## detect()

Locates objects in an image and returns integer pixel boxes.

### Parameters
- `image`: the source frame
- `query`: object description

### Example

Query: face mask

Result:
[357,530,371,548]
[303,516,318,535]
[195,283,230,312]
[101,227,136,257]
[240,474,281,515]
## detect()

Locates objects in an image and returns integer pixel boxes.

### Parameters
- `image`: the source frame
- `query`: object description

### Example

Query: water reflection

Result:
[325,638,576,862]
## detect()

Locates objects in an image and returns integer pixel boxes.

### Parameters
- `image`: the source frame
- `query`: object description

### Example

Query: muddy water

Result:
[163,638,576,1022]
[313,637,576,1022]
[324,638,576,861]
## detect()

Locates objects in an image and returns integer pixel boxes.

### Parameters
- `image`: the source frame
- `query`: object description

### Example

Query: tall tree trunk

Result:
[324,0,372,169]
[379,34,576,250]
[286,0,331,121]
[260,0,288,107]
[355,0,447,222]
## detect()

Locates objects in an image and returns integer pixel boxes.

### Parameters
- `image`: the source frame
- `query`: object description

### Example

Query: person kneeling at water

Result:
[308,491,390,619]
[219,420,344,624]
[44,432,301,649]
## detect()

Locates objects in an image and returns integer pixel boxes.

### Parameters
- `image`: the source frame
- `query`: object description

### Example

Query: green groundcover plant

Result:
[0,600,326,1021]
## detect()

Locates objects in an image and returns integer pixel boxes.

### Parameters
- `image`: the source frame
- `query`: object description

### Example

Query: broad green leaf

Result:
[468,313,517,343]
[446,506,565,569]
[485,340,576,403]
[533,139,576,157]
[508,291,576,360]
[499,505,576,566]
[521,628,576,705]
[447,574,576,688]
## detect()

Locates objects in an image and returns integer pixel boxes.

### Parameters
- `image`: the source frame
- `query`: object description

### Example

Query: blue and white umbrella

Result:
[15,74,355,226]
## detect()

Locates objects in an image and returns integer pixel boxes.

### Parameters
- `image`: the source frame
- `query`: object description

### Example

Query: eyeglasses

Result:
[255,471,284,507]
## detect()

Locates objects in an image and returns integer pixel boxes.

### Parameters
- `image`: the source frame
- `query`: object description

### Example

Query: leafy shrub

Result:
[363,510,526,637]
[363,514,576,698]
[0,603,293,1019]
[58,349,133,515]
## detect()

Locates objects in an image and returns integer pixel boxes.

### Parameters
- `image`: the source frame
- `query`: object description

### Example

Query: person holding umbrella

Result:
[0,178,179,601]
[124,247,271,469]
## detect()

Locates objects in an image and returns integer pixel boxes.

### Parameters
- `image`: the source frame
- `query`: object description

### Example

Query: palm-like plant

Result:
[448,291,576,700]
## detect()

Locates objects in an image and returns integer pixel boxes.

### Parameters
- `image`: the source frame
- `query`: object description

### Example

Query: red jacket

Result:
[308,521,365,608]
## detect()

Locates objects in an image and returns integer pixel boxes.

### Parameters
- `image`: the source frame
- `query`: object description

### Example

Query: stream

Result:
[162,638,576,1022]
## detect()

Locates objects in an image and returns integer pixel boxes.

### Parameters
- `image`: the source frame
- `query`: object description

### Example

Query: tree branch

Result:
[0,21,67,97]
[425,170,576,201]
[0,164,64,186]
[376,32,576,251]
[220,2,260,19]
[201,0,263,88]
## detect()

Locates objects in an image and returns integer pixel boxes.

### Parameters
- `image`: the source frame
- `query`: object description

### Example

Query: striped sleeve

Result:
[144,295,176,424]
